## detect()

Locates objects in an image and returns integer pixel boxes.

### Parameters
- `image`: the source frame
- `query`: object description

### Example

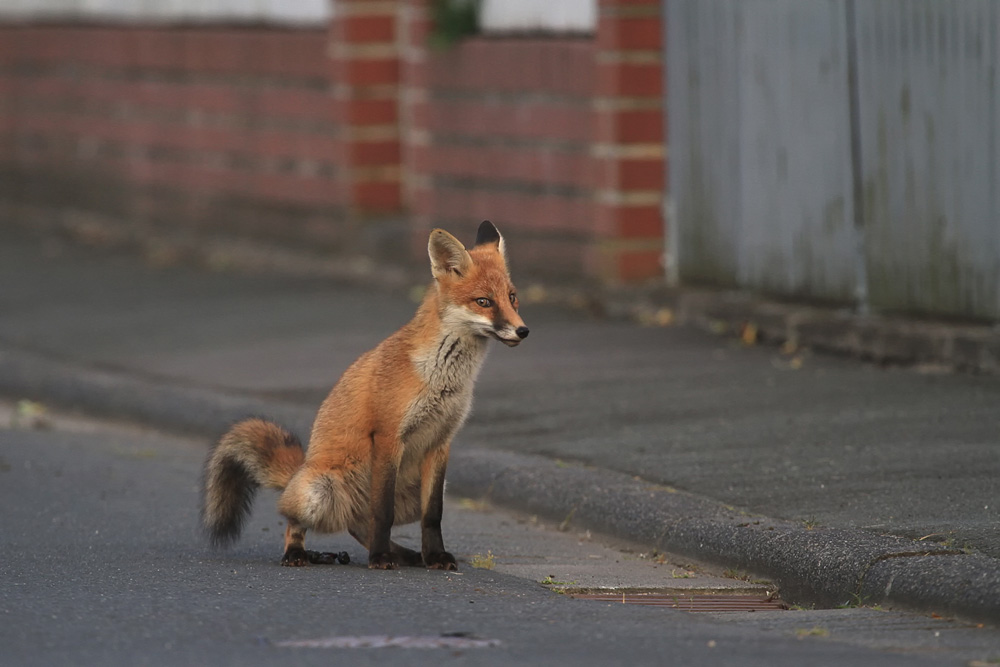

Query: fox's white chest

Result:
[400,334,488,451]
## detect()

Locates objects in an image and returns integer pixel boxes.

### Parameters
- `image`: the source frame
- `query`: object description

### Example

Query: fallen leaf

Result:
[654,308,674,326]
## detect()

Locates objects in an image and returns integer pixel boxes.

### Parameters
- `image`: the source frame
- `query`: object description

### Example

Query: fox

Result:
[201,220,528,570]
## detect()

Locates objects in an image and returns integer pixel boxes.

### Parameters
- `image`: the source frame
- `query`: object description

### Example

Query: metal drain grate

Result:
[572,593,788,612]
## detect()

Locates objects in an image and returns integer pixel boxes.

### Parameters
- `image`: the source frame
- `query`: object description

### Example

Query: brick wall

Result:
[417,37,598,279]
[0,2,666,283]
[0,25,350,250]
[402,0,664,283]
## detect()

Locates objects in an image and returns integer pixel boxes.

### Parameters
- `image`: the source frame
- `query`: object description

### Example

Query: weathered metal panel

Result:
[854,0,1000,319]
[668,0,743,286]
[736,0,857,301]
[668,0,858,300]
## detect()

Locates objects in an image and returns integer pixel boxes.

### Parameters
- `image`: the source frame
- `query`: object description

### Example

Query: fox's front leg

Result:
[420,443,457,571]
[367,434,402,569]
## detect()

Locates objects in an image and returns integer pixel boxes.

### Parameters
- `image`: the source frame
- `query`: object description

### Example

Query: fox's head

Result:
[428,221,529,347]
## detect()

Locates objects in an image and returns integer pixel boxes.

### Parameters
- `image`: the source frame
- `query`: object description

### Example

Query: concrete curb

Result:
[2,345,998,626]
[0,348,315,438]
[448,448,1000,624]
[607,287,1000,375]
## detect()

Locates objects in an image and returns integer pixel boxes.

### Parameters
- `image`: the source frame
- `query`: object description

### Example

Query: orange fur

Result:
[201,221,528,570]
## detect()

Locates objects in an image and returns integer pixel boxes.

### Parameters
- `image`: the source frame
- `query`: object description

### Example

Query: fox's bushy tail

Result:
[201,418,304,547]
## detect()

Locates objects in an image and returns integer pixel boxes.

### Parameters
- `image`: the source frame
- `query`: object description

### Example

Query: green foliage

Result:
[540,575,577,587]
[430,0,480,50]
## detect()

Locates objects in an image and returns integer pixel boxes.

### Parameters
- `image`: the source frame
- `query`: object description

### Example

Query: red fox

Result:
[202,221,528,570]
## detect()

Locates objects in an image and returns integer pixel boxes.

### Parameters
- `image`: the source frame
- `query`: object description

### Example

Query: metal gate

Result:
[666,0,1000,321]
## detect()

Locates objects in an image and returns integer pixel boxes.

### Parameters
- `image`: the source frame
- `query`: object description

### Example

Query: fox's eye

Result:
[509,292,517,306]
[475,297,493,308]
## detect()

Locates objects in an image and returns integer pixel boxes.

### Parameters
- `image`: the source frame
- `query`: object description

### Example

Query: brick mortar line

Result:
[329,43,400,59]
[345,165,402,181]
[343,125,399,141]
[9,136,342,179]
[596,189,662,206]
[0,65,329,89]
[402,129,430,145]
[593,98,663,111]
[595,51,663,65]
[331,83,398,99]
[427,88,595,107]
[429,175,594,199]
[7,100,339,134]
[428,134,592,153]
[591,142,665,159]
[594,238,664,252]
[0,22,328,34]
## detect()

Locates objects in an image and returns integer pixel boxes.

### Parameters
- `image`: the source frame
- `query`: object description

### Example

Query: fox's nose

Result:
[515,326,530,340]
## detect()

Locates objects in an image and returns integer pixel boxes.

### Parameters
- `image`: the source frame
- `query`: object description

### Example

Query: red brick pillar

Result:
[398,0,432,241]
[592,0,665,282]
[329,0,403,215]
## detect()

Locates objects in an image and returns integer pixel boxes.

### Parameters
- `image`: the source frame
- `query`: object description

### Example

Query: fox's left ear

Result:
[429,228,473,279]
[474,220,506,260]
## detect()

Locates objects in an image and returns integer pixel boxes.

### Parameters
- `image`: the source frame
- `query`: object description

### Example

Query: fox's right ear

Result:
[475,219,507,261]
[428,229,473,279]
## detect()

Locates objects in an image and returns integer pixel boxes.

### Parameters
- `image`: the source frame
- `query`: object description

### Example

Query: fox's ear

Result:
[429,229,473,279]
[474,220,506,260]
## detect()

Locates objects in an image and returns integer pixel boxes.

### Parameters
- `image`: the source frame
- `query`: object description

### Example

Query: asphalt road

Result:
[0,230,997,559]
[2,410,999,666]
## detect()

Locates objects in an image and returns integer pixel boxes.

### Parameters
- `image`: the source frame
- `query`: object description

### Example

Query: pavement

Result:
[10,409,1000,666]
[1,225,999,626]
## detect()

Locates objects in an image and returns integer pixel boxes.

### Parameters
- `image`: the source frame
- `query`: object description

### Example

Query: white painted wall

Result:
[0,0,332,25]
[479,0,597,34]
[0,0,596,33]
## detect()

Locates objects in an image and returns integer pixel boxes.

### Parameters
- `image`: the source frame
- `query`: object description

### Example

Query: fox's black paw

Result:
[280,547,310,567]
[368,552,400,570]
[424,551,458,571]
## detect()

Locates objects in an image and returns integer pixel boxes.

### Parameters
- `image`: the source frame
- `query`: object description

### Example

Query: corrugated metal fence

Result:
[667,0,1000,321]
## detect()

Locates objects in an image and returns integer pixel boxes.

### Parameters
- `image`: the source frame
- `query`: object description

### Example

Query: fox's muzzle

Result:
[495,324,529,347]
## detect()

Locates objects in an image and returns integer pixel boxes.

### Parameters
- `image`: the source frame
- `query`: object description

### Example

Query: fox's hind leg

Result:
[277,464,354,566]
[280,520,310,566]
[279,516,351,566]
